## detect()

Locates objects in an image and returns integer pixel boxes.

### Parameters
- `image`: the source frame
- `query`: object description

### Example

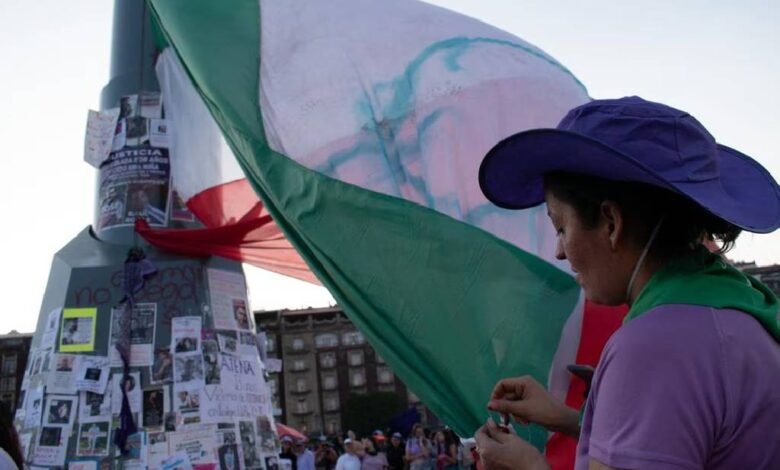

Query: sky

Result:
[0,0,778,334]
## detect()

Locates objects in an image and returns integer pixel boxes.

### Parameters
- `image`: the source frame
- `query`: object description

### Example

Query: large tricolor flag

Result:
[148,0,624,459]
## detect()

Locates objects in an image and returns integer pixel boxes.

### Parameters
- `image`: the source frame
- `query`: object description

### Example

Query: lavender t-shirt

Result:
[576,304,780,469]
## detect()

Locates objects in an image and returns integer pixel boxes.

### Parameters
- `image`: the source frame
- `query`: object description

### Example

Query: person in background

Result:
[335,439,362,470]
[405,424,430,470]
[0,401,22,469]
[361,438,388,470]
[386,432,405,470]
[434,430,458,470]
[371,430,387,453]
[280,436,298,470]
[296,439,316,470]
[315,439,339,470]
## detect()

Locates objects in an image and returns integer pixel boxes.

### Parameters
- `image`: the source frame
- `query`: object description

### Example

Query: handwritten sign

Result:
[200,354,272,423]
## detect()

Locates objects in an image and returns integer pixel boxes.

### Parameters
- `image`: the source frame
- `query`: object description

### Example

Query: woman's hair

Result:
[544,172,741,258]
[0,401,24,468]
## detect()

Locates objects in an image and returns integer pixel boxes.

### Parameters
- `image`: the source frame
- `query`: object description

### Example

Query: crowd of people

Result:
[280,424,477,470]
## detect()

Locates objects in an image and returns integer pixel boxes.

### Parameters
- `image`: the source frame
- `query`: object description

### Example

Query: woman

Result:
[361,438,388,470]
[433,430,458,470]
[405,424,431,470]
[475,96,780,469]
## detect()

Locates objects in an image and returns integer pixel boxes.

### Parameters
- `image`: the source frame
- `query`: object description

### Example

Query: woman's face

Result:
[545,191,632,305]
[414,426,424,438]
[434,431,444,443]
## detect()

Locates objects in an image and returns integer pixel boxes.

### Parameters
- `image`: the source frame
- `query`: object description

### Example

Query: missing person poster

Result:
[207,269,251,331]
[110,303,157,367]
[44,395,77,426]
[171,316,201,354]
[168,425,219,466]
[46,354,77,394]
[40,308,61,350]
[34,426,68,467]
[111,371,142,414]
[79,390,111,422]
[97,147,171,231]
[143,387,170,429]
[76,421,111,457]
[74,356,111,394]
[59,308,97,352]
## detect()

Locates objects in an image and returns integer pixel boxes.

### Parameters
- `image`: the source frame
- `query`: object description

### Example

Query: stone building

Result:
[0,332,33,412]
[254,306,434,437]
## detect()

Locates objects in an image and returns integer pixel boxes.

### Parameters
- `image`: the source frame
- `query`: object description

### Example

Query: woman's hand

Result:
[474,418,550,470]
[488,376,580,437]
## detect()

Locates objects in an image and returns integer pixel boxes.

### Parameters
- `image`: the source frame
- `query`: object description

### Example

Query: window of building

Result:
[327,420,338,434]
[315,334,339,349]
[322,374,337,390]
[376,354,386,365]
[349,370,365,388]
[2,355,17,376]
[296,399,308,414]
[324,395,340,412]
[377,366,394,384]
[296,378,308,393]
[293,359,307,371]
[266,337,276,353]
[342,331,365,346]
[320,352,336,369]
[0,378,15,393]
[348,350,364,367]
[291,338,305,351]
[268,378,278,394]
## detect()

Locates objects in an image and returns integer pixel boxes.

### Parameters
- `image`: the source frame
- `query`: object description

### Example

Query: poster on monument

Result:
[79,390,111,422]
[143,387,170,429]
[207,269,252,331]
[111,371,142,414]
[46,354,77,394]
[74,355,111,394]
[84,108,121,168]
[97,146,171,230]
[59,308,97,353]
[33,426,68,467]
[40,308,61,350]
[168,424,219,466]
[110,304,156,367]
[172,316,201,354]
[200,354,272,423]
[173,386,201,427]
[44,395,77,426]
[148,431,169,469]
[151,348,174,384]
[76,421,111,457]
[24,386,44,428]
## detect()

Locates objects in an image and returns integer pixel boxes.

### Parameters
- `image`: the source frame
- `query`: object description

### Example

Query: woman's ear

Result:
[600,200,624,250]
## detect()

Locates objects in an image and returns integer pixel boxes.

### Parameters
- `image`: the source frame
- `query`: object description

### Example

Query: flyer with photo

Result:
[79,390,112,423]
[110,303,157,367]
[76,421,111,457]
[74,356,111,394]
[59,308,97,352]
[111,371,142,414]
[46,354,77,394]
[207,269,250,331]
[43,395,77,426]
[171,316,201,354]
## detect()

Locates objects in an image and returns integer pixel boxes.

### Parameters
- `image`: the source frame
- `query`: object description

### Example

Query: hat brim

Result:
[479,129,780,233]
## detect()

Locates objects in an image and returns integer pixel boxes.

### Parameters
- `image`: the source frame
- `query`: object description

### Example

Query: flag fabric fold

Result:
[149,0,594,452]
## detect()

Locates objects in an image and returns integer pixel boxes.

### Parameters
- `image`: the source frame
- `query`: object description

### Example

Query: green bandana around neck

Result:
[626,247,780,343]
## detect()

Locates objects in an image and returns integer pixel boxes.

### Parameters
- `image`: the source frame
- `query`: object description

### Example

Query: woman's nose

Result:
[555,238,566,260]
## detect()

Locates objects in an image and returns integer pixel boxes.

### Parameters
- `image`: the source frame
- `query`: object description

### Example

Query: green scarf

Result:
[626,247,780,343]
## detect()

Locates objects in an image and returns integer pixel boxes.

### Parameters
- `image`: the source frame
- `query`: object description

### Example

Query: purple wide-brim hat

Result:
[479,96,780,233]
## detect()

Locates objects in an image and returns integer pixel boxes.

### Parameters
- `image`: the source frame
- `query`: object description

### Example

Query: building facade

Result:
[0,332,33,413]
[738,262,780,296]
[255,306,433,437]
